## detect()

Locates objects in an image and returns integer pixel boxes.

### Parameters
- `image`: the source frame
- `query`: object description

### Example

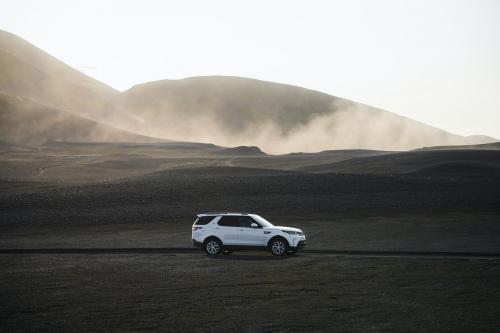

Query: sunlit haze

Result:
[1,0,499,139]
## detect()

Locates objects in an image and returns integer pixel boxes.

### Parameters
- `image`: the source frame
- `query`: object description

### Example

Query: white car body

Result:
[192,212,306,255]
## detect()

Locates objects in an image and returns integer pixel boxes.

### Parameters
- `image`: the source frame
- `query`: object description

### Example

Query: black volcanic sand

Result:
[2,144,500,332]
[2,166,500,221]
[0,142,391,183]
[1,254,500,332]
[1,166,500,252]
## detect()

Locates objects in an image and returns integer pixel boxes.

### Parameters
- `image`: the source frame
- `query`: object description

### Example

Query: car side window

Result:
[218,216,239,227]
[239,216,261,228]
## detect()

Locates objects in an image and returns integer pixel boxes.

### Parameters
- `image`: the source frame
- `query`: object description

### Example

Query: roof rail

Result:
[200,212,226,215]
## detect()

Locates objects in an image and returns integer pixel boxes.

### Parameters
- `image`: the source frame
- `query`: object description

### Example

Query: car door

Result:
[237,216,266,246]
[216,216,240,245]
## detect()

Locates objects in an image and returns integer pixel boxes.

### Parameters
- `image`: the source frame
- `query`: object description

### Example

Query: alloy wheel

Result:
[206,240,220,255]
[271,240,286,255]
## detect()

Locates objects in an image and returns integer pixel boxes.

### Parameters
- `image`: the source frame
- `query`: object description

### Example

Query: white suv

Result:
[192,212,306,256]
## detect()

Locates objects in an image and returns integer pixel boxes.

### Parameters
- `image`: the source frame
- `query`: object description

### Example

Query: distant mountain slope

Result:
[416,141,500,151]
[0,30,158,145]
[299,149,500,175]
[109,76,496,153]
[0,30,116,120]
[0,30,496,153]
[0,92,158,146]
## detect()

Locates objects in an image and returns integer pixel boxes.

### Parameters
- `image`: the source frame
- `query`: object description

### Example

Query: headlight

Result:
[282,230,298,235]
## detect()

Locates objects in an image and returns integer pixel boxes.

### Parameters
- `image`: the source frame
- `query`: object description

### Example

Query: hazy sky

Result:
[1,0,499,139]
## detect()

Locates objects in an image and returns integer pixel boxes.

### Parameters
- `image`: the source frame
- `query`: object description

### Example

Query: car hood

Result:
[266,226,303,233]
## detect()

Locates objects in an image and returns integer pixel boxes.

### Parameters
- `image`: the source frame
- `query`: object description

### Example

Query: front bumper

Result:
[289,239,306,250]
[295,240,306,249]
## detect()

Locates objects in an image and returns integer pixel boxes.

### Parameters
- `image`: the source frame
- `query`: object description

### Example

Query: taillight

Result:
[192,226,203,231]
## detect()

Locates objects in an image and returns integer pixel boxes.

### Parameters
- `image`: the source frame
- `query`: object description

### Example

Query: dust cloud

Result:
[115,99,465,154]
[97,76,493,154]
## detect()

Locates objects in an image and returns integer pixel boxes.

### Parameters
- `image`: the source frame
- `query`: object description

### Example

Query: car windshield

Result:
[251,215,274,227]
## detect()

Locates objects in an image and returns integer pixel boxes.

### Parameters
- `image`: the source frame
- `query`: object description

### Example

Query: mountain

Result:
[0,30,496,152]
[0,30,161,145]
[0,30,117,121]
[0,92,158,145]
[109,76,496,154]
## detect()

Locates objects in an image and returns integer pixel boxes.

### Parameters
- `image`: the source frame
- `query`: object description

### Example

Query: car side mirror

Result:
[251,223,259,228]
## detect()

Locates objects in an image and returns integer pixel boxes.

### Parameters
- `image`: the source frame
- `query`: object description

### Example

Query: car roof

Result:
[197,212,253,217]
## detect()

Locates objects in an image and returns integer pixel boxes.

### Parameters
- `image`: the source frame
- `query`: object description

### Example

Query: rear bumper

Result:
[192,239,203,248]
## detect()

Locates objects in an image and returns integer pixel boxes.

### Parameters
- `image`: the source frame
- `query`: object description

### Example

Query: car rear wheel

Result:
[270,238,288,256]
[205,238,222,256]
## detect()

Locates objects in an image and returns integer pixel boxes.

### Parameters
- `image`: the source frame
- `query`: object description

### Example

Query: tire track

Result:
[1,248,500,259]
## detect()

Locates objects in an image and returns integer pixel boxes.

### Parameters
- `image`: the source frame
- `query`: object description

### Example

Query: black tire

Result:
[204,238,222,256]
[222,249,232,255]
[269,237,289,256]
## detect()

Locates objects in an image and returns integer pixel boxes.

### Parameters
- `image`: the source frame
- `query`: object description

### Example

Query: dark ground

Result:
[2,254,500,332]
[1,142,500,332]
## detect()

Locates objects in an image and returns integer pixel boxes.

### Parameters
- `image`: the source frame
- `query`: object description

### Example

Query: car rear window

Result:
[194,216,216,225]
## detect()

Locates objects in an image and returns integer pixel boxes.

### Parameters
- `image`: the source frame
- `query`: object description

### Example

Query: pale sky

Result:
[1,0,499,139]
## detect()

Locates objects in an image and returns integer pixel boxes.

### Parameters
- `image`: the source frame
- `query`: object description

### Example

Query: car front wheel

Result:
[205,238,222,256]
[270,238,288,256]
